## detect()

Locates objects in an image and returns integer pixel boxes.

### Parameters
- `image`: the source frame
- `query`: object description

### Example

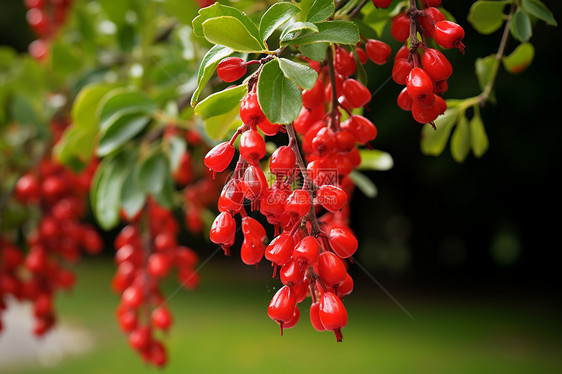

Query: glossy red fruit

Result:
[147,253,171,278]
[302,78,326,109]
[391,13,410,42]
[265,232,294,266]
[316,251,347,288]
[365,39,392,65]
[293,236,320,268]
[152,307,173,330]
[421,48,453,82]
[426,0,442,6]
[239,128,266,162]
[240,236,265,265]
[309,301,326,331]
[257,118,282,136]
[267,286,297,330]
[284,189,311,218]
[14,173,40,202]
[342,79,371,108]
[242,164,268,201]
[434,21,465,53]
[335,273,354,297]
[283,306,300,329]
[216,57,247,82]
[411,98,441,124]
[319,291,348,341]
[355,47,368,64]
[328,227,358,258]
[397,87,413,111]
[340,115,377,145]
[129,326,152,350]
[240,90,266,127]
[406,68,434,102]
[317,184,347,212]
[218,178,244,212]
[209,212,236,246]
[269,145,296,176]
[334,47,356,77]
[312,126,336,156]
[204,142,235,173]
[392,58,414,85]
[279,258,304,286]
[372,0,392,8]
[419,7,446,38]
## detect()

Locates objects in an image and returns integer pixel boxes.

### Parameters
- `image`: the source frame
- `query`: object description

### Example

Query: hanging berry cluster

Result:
[201,29,397,340]
[112,198,200,367]
[24,0,73,61]
[1,119,102,337]
[383,0,465,127]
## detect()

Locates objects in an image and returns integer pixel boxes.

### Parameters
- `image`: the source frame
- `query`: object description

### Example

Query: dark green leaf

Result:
[467,0,509,35]
[521,0,557,26]
[298,42,328,62]
[278,58,318,90]
[260,2,301,43]
[257,59,303,124]
[120,167,147,221]
[420,106,459,156]
[97,113,151,157]
[281,20,360,46]
[279,21,319,43]
[137,151,169,195]
[307,0,335,23]
[510,8,532,42]
[99,89,157,132]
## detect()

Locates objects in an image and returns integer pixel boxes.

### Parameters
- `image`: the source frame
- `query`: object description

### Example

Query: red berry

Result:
[242,164,268,202]
[421,48,453,82]
[147,253,171,278]
[309,301,326,331]
[328,227,358,258]
[391,13,410,42]
[316,251,347,288]
[209,212,236,248]
[218,178,244,212]
[302,78,325,109]
[269,145,296,177]
[204,142,235,173]
[334,47,356,77]
[257,118,282,136]
[265,233,294,266]
[341,115,377,145]
[419,7,446,38]
[293,236,320,268]
[239,128,266,163]
[406,67,434,102]
[240,90,266,127]
[317,184,347,212]
[14,173,40,202]
[319,292,348,341]
[434,21,465,53]
[152,307,173,330]
[217,57,247,82]
[267,285,297,328]
[284,189,311,218]
[279,258,304,286]
[372,0,392,8]
[397,87,413,111]
[342,79,371,108]
[365,39,392,65]
[411,97,441,124]
[392,58,414,85]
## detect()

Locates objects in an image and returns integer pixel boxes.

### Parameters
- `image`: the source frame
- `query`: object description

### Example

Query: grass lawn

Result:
[2,255,561,374]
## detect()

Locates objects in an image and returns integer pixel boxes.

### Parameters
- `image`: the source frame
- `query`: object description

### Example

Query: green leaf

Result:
[192,2,261,38]
[97,113,152,157]
[194,84,247,120]
[279,21,319,43]
[307,0,335,23]
[357,149,394,171]
[191,44,234,106]
[137,151,169,195]
[55,83,116,165]
[450,114,471,163]
[277,58,318,90]
[257,59,303,124]
[469,110,489,158]
[91,150,135,230]
[152,172,175,209]
[158,0,200,26]
[502,42,535,73]
[99,89,157,132]
[510,8,532,42]
[166,135,187,173]
[467,0,509,35]
[298,42,329,62]
[50,41,83,76]
[202,16,267,53]
[281,20,360,46]
[205,110,241,141]
[259,2,301,43]
[475,55,499,93]
[521,0,557,26]
[420,107,459,156]
[348,170,377,198]
[120,167,147,221]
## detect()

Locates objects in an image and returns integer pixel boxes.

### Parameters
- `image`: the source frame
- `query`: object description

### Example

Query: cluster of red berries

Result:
[113,198,200,367]
[380,0,465,126]
[24,0,73,61]
[1,133,102,336]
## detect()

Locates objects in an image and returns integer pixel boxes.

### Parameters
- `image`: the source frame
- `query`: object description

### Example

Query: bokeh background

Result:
[1,0,561,373]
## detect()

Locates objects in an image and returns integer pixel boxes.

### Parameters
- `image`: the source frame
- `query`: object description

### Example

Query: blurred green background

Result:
[1,0,561,373]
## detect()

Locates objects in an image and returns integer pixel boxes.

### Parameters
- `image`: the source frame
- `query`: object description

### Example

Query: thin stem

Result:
[326,46,341,132]
[347,0,369,19]
[407,0,422,67]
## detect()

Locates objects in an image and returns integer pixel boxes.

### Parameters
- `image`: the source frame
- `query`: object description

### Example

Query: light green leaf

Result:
[348,170,377,198]
[502,42,534,73]
[260,2,301,43]
[205,111,241,141]
[281,20,360,46]
[97,113,151,157]
[298,42,328,62]
[278,58,318,90]
[137,151,169,195]
[307,0,335,23]
[469,110,489,158]
[420,106,459,156]
[120,166,146,221]
[167,135,187,173]
[521,0,557,26]
[450,114,471,163]
[194,84,247,120]
[475,55,499,93]
[202,16,267,53]
[358,149,394,171]
[510,8,532,42]
[192,2,261,38]
[191,44,234,106]
[257,59,303,124]
[98,89,157,132]
[279,21,319,43]
[467,0,509,35]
